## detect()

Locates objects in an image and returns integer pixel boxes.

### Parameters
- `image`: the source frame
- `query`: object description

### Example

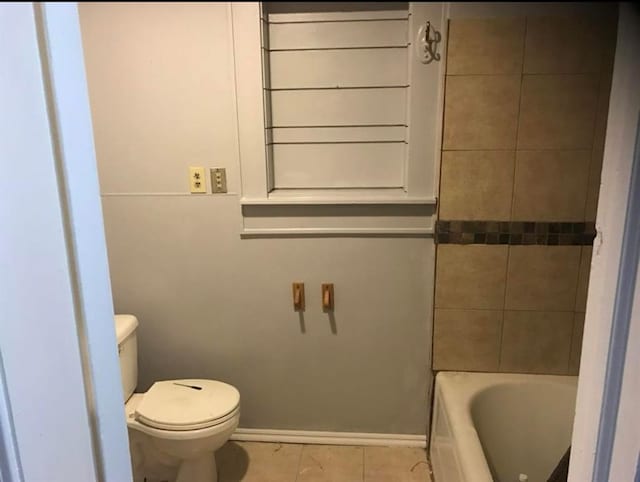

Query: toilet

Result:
[115,314,240,482]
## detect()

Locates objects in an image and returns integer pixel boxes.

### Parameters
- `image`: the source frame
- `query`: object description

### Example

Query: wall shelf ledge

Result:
[240,191,437,206]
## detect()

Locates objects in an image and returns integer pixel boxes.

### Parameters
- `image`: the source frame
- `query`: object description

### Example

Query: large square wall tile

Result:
[512,150,590,221]
[447,17,525,75]
[500,310,573,374]
[505,246,581,311]
[440,150,515,220]
[443,75,520,150]
[517,74,599,149]
[575,246,593,312]
[569,313,585,375]
[436,245,508,310]
[523,16,605,74]
[433,309,502,371]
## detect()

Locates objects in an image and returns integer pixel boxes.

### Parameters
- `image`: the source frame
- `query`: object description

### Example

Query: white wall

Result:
[1,4,98,480]
[569,4,640,481]
[79,2,433,435]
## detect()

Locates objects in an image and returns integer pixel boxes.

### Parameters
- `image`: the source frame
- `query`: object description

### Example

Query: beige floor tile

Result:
[364,446,431,482]
[217,441,302,482]
[297,445,364,482]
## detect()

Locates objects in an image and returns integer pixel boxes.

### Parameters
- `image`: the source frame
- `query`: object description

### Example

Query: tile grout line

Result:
[498,16,528,371]
[568,24,612,374]
[293,444,305,482]
[442,147,598,152]
[436,307,581,313]
[446,71,603,77]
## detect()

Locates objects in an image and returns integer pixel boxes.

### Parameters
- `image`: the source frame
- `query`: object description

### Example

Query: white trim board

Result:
[230,428,427,447]
[240,196,437,206]
[240,227,434,238]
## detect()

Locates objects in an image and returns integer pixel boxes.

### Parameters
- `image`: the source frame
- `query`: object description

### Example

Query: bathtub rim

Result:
[431,371,578,482]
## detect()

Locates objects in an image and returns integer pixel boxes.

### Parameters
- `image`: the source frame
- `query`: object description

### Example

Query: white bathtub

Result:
[430,371,578,482]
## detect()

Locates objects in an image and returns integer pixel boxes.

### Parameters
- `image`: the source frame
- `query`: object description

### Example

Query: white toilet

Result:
[115,314,240,482]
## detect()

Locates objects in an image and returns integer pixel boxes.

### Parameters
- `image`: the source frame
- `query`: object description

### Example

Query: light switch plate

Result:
[211,168,227,193]
[189,166,207,193]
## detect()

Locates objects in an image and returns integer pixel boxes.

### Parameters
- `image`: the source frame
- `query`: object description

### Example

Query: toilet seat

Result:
[134,379,240,431]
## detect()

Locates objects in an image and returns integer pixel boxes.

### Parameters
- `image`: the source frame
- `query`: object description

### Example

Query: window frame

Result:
[232,2,446,207]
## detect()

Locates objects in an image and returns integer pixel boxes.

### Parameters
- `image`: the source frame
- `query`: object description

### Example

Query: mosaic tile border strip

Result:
[436,221,596,245]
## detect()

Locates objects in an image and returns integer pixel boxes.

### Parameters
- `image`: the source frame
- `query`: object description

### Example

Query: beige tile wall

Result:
[434,13,617,375]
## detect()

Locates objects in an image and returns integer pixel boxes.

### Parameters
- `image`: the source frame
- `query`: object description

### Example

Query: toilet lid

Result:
[135,379,240,431]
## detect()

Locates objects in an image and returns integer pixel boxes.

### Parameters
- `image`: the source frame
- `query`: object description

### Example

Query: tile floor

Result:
[215,441,433,482]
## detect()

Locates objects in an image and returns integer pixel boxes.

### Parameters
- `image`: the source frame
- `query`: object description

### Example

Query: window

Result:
[232,2,445,235]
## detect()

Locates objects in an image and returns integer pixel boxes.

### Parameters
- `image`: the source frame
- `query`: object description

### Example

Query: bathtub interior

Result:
[470,382,577,482]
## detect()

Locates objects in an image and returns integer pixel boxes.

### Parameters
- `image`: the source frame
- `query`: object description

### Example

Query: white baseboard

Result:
[230,428,427,448]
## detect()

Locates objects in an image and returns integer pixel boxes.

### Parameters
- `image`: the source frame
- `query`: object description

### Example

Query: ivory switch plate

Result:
[189,166,207,193]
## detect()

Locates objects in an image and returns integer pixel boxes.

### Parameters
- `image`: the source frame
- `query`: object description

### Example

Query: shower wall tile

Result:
[593,73,613,156]
[439,150,515,220]
[434,8,617,376]
[569,313,586,375]
[575,246,593,312]
[585,149,604,221]
[436,220,596,246]
[433,309,502,371]
[435,245,508,310]
[443,75,520,150]
[517,74,599,149]
[511,150,590,221]
[505,246,581,311]
[523,16,605,74]
[585,73,613,221]
[500,310,574,374]
[447,17,525,75]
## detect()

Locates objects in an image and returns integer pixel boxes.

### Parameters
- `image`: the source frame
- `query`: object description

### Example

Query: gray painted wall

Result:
[79,2,434,435]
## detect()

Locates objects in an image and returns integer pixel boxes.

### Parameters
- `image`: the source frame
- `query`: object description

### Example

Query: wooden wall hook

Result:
[292,282,305,311]
[322,283,334,311]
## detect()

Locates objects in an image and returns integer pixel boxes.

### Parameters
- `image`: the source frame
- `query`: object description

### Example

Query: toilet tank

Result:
[115,314,139,402]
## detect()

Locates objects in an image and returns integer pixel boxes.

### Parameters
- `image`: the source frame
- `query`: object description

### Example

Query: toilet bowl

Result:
[116,315,240,482]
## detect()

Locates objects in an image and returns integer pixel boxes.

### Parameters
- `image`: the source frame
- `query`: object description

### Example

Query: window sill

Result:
[240,189,437,206]
[240,227,434,238]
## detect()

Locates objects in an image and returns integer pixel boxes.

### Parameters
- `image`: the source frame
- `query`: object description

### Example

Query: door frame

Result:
[0,3,132,481]
[1,2,638,481]
[568,4,640,481]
